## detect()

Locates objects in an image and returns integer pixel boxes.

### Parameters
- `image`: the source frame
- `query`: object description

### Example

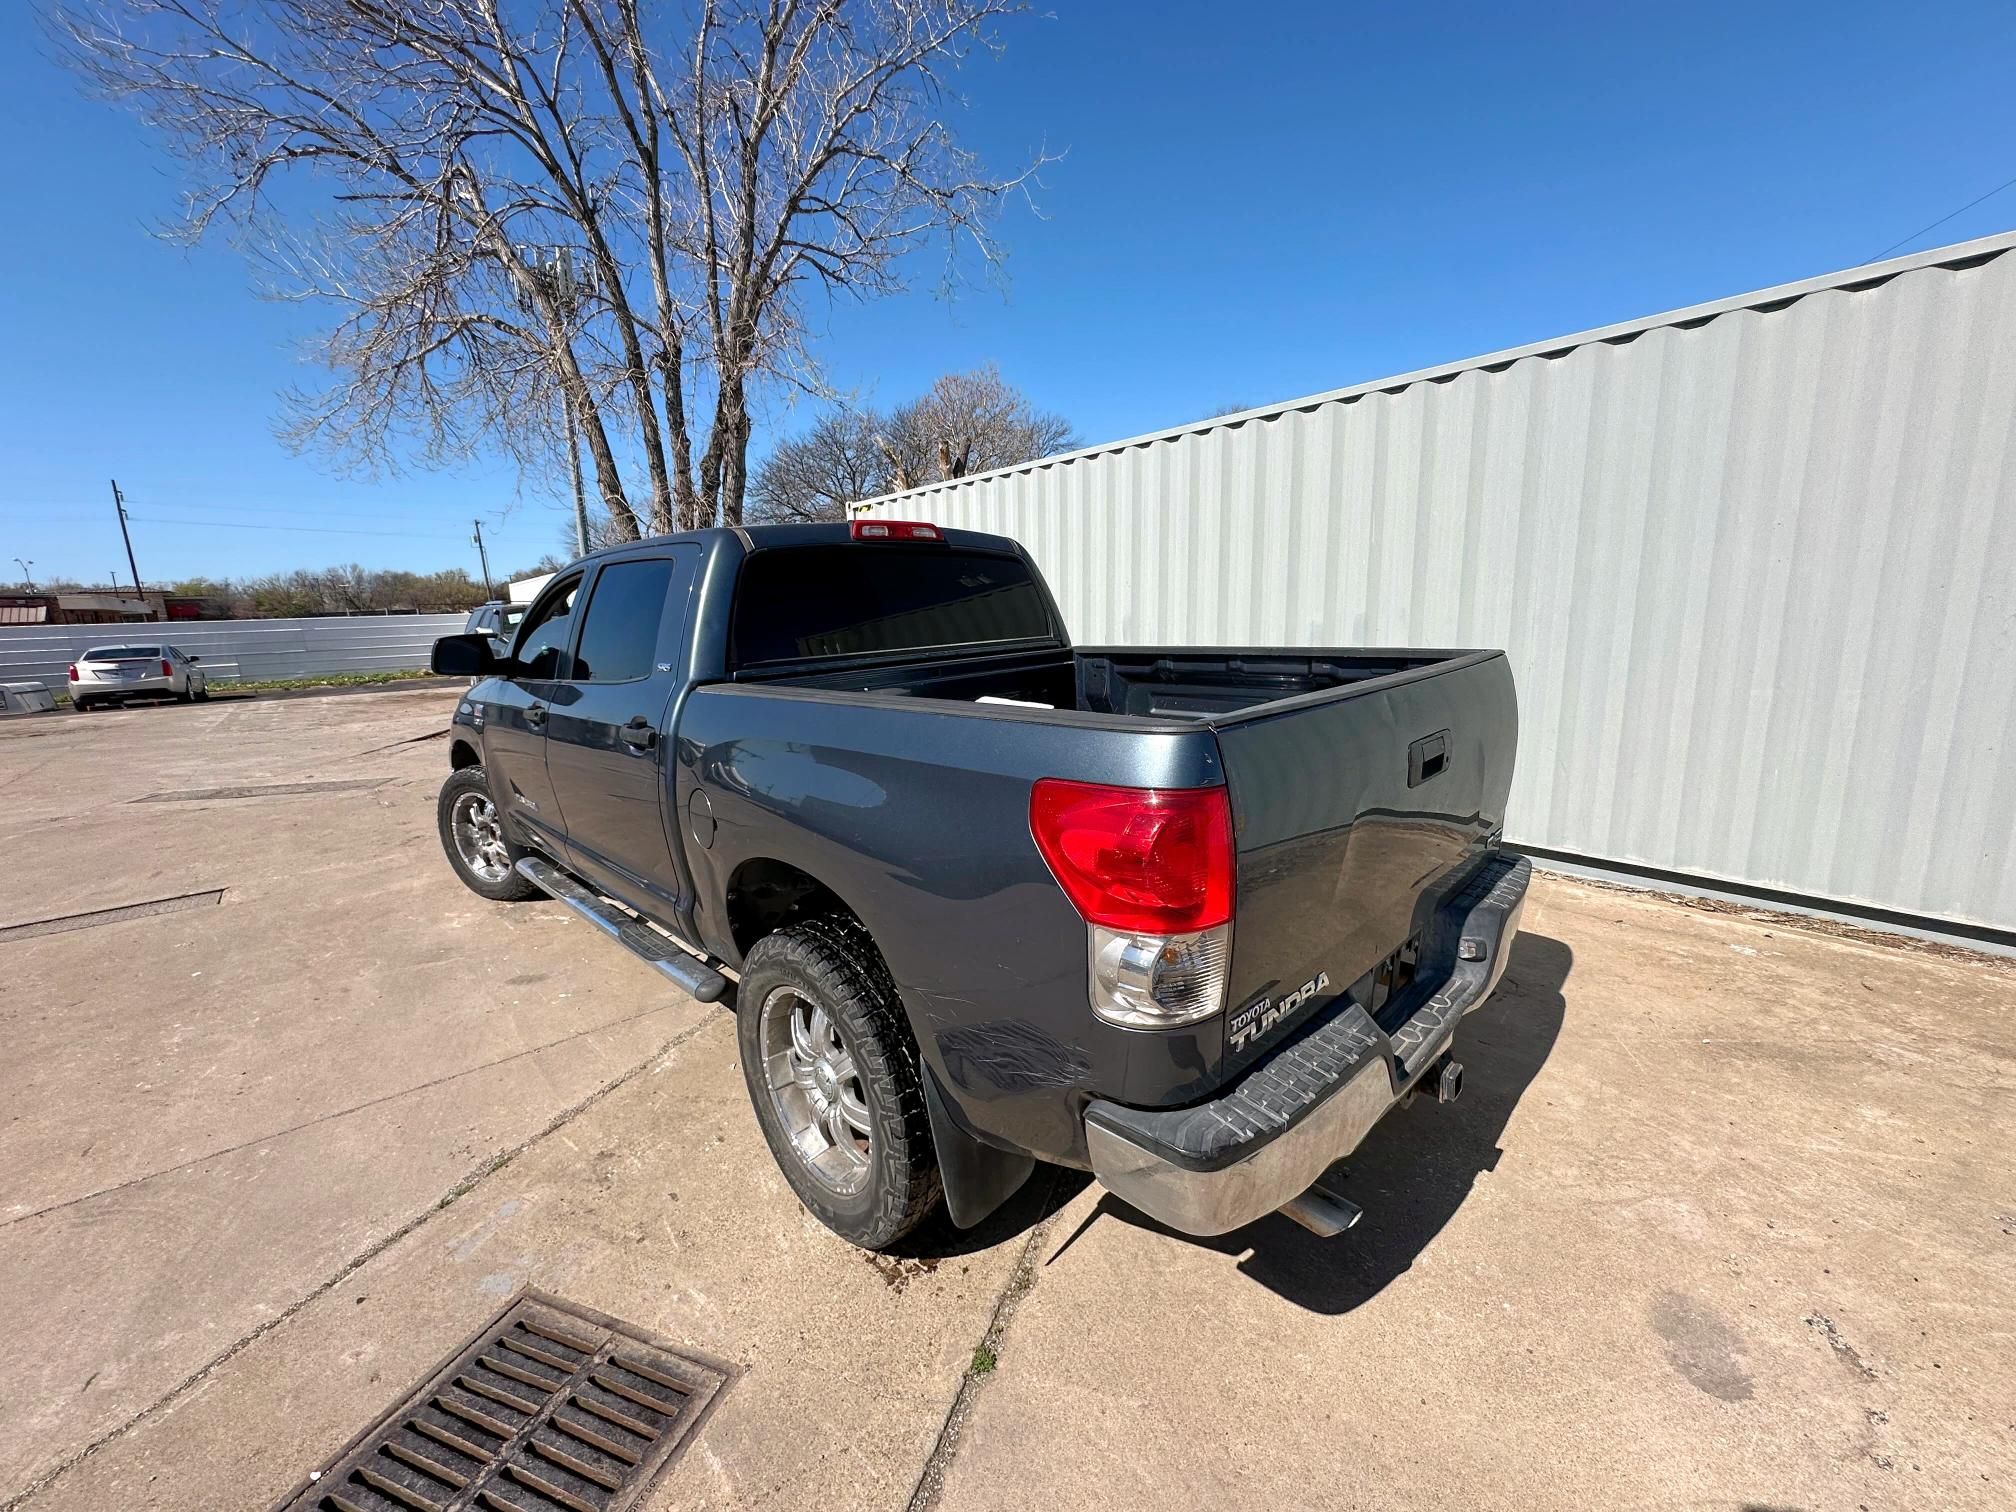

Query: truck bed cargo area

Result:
[743,645,1467,724]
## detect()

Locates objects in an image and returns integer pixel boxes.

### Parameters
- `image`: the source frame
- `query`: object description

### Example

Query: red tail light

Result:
[67,663,79,681]
[161,659,174,677]
[850,519,943,542]
[1029,779,1234,933]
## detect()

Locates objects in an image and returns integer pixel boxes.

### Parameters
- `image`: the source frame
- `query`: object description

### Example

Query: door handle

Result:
[619,717,658,752]
[525,704,546,729]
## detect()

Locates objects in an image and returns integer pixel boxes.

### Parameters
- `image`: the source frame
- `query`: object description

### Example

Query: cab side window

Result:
[513,577,581,680]
[571,559,676,683]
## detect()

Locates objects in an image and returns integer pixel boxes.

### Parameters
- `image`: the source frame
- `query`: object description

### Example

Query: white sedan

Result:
[68,644,211,712]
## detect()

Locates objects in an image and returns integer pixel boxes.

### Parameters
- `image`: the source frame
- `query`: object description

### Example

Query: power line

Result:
[1,499,517,525]
[1868,171,2016,263]
[125,515,471,540]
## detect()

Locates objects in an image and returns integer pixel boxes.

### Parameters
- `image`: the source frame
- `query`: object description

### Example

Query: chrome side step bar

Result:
[515,856,731,1004]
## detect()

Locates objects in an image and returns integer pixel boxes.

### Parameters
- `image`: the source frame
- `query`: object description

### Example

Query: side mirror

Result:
[431,633,505,677]
[186,655,200,663]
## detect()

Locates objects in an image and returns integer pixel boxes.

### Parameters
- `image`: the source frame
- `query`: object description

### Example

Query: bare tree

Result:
[56,1,1044,539]
[746,406,889,521]
[58,1,673,537]
[879,364,1076,486]
[749,364,1074,521]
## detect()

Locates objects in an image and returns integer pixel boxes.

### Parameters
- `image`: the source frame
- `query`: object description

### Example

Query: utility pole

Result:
[12,558,32,591]
[565,387,589,557]
[110,480,143,600]
[471,519,495,600]
[515,243,595,556]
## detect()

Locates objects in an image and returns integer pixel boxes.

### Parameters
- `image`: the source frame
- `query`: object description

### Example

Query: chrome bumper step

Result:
[1083,854,1531,1237]
[515,856,731,1003]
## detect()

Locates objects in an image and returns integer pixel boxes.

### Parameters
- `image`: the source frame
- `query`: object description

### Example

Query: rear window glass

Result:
[573,558,676,682]
[731,546,1053,666]
[84,646,160,660]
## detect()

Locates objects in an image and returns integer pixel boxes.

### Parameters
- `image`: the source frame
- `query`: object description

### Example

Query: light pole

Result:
[12,558,32,591]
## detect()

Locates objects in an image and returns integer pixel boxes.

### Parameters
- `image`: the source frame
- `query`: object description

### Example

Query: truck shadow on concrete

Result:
[1042,931,1573,1314]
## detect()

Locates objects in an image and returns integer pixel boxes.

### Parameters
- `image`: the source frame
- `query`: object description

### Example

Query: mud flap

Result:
[923,1065,1035,1229]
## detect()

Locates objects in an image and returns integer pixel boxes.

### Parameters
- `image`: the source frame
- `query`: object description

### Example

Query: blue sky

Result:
[3,1,2014,586]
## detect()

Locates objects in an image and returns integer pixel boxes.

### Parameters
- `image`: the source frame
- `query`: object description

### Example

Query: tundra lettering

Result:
[1227,970,1333,1051]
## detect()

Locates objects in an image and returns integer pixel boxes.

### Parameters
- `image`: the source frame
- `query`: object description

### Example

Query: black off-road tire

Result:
[435,766,542,902]
[737,917,943,1250]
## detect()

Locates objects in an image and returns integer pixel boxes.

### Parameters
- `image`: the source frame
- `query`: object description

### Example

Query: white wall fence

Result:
[0,614,467,689]
[860,234,2016,937]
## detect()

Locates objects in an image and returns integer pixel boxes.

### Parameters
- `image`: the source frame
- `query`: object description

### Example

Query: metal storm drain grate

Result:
[280,1294,728,1512]
[134,778,388,803]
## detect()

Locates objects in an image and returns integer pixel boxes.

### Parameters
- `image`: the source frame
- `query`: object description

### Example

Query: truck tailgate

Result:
[1213,650,1518,1075]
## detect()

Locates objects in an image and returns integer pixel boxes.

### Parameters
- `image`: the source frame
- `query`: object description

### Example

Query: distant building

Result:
[0,590,233,624]
[0,592,153,626]
[149,591,233,621]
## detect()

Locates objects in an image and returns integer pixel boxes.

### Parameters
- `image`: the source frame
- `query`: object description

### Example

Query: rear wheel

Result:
[71,698,91,714]
[737,918,942,1249]
[436,767,540,901]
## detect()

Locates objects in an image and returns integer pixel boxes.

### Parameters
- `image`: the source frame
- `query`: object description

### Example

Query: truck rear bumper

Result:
[1083,853,1530,1237]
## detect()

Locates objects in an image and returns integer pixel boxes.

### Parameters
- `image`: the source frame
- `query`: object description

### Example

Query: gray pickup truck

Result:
[431,520,1526,1250]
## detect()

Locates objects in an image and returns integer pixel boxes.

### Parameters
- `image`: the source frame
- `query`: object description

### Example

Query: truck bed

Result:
[730,640,1518,1088]
[740,644,1470,725]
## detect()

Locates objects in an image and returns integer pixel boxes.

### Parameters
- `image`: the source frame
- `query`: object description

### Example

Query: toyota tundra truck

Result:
[430,520,1526,1250]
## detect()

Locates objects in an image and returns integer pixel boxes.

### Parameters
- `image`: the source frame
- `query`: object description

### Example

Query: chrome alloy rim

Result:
[759,985,873,1194]
[451,791,511,882]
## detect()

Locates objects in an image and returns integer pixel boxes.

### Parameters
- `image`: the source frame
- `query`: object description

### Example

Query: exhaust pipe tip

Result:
[1432,1058,1464,1105]
[1279,1179,1362,1238]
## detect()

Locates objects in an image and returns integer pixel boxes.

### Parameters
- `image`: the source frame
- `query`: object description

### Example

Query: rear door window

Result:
[572,559,677,683]
[731,545,1054,666]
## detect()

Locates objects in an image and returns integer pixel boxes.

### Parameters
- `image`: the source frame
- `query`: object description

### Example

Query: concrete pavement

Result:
[931,890,2016,1511]
[2,689,2011,1511]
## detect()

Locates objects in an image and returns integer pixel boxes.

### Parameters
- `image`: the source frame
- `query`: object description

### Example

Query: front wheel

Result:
[737,918,943,1249]
[436,767,541,901]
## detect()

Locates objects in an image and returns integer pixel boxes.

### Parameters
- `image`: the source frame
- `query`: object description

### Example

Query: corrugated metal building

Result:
[859,233,2016,938]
